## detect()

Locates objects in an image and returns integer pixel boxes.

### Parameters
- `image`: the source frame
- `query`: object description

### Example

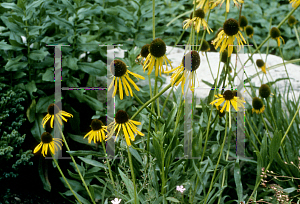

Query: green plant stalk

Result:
[260,113,272,142]
[218,127,232,204]
[132,92,164,123]
[127,145,137,204]
[152,0,155,40]
[55,120,96,204]
[131,73,183,120]
[265,97,278,130]
[51,152,82,204]
[101,141,115,190]
[191,60,223,202]
[161,85,173,116]
[160,140,166,198]
[203,112,229,204]
[278,47,297,102]
[294,25,300,47]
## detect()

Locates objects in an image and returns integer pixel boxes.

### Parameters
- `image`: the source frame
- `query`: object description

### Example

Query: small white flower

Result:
[176,185,186,193]
[111,198,122,204]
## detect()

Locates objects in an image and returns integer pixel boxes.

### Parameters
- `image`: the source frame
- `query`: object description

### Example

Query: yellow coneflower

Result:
[106,110,144,147]
[212,18,246,57]
[252,97,265,114]
[135,44,150,66]
[210,90,245,113]
[83,119,107,144]
[183,8,213,34]
[143,38,173,77]
[211,0,244,13]
[256,59,268,74]
[42,103,73,128]
[108,59,145,100]
[33,132,63,157]
[270,27,285,47]
[164,50,201,94]
[289,0,300,8]
[194,0,213,13]
[216,105,226,117]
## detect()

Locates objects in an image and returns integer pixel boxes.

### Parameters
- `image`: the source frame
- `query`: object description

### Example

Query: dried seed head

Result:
[199,40,210,52]
[288,15,297,27]
[110,59,127,77]
[190,8,205,19]
[149,38,166,58]
[223,18,239,36]
[259,84,271,98]
[239,16,248,28]
[140,44,150,58]
[245,25,254,37]
[252,97,263,110]
[270,27,281,39]
[221,50,230,63]
[91,119,104,131]
[181,50,201,71]
[223,90,234,100]
[115,110,129,124]
[256,59,265,68]
[41,132,53,143]
[48,103,60,115]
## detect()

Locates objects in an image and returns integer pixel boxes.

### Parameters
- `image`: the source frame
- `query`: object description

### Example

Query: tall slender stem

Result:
[127,146,137,204]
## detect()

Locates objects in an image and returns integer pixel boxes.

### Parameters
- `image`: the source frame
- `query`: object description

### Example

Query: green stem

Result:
[101,141,115,190]
[51,152,82,204]
[131,73,183,120]
[127,146,137,204]
[55,120,96,204]
[203,112,229,204]
[152,0,155,40]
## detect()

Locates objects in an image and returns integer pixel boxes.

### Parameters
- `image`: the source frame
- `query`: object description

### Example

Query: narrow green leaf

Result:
[77,60,107,76]
[78,156,108,169]
[234,157,243,202]
[66,150,104,157]
[48,14,73,29]
[269,130,282,161]
[166,197,180,202]
[38,156,51,192]
[118,167,136,202]
[129,147,143,165]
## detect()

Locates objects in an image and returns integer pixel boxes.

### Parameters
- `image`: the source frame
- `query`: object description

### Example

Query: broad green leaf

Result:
[42,68,54,82]
[24,80,37,98]
[78,156,108,169]
[129,147,143,165]
[48,14,73,29]
[0,3,23,14]
[4,55,28,71]
[36,95,54,113]
[28,50,49,61]
[0,40,24,51]
[30,114,44,142]
[26,99,36,123]
[83,94,104,111]
[0,16,26,35]
[61,0,76,14]
[78,60,107,76]
[62,56,78,70]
